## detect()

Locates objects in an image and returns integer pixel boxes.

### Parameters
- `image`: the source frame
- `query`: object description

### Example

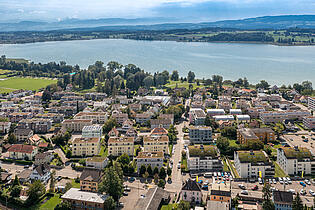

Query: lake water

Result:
[1,39,315,85]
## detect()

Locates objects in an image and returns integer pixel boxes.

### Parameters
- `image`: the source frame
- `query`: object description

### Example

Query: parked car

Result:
[287,177,292,184]
[305,179,311,185]
[129,177,135,182]
[310,189,315,196]
[201,185,208,190]
[258,178,263,184]
[287,189,296,195]
[300,182,306,187]
[251,185,258,191]
[241,190,248,195]
[123,191,128,196]
[273,179,277,184]
[238,184,246,190]
[125,187,131,192]
[300,189,306,195]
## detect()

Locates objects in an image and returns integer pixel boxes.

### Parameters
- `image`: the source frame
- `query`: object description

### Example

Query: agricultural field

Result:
[0,77,57,93]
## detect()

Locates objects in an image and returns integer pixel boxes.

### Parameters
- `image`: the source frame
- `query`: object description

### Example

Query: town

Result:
[0,58,314,210]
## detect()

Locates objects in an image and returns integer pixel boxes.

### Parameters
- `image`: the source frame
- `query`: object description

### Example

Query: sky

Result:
[1,0,315,22]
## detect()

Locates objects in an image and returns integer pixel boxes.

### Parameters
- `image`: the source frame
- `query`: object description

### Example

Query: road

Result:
[55,164,81,179]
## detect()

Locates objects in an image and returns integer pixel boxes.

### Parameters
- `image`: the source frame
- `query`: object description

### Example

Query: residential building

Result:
[206,109,225,117]
[260,110,311,124]
[72,137,101,157]
[237,128,259,144]
[230,109,242,115]
[61,188,108,210]
[108,137,134,157]
[181,179,202,204]
[108,127,119,137]
[34,152,54,165]
[134,186,170,210]
[150,119,172,129]
[237,128,275,144]
[308,97,315,111]
[150,127,168,137]
[189,126,212,144]
[18,118,52,133]
[209,181,231,210]
[158,114,174,125]
[80,168,103,192]
[14,128,33,142]
[129,104,142,112]
[82,125,103,138]
[112,113,128,124]
[213,115,234,121]
[234,150,275,178]
[8,112,33,123]
[277,146,315,176]
[35,113,64,123]
[74,112,108,124]
[62,119,93,132]
[303,116,315,130]
[30,163,51,183]
[247,107,265,119]
[0,122,11,134]
[143,135,169,155]
[272,191,293,210]
[136,151,164,172]
[236,115,251,122]
[135,113,152,124]
[86,157,108,170]
[186,145,222,172]
[189,108,206,125]
[8,144,38,160]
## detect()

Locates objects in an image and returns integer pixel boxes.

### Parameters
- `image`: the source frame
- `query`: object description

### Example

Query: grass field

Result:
[71,179,81,188]
[165,80,204,90]
[273,161,288,177]
[0,77,57,93]
[39,194,62,210]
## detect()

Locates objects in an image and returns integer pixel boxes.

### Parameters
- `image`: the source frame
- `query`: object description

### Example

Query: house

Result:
[108,127,119,137]
[121,119,133,132]
[209,181,231,205]
[181,179,202,204]
[143,135,169,155]
[277,146,315,176]
[74,112,108,124]
[28,134,41,145]
[14,128,34,142]
[134,186,170,210]
[35,113,64,123]
[158,114,174,125]
[30,163,51,183]
[80,168,103,192]
[272,191,293,210]
[8,112,33,123]
[186,145,222,172]
[135,113,152,124]
[189,126,212,144]
[0,122,11,134]
[18,118,52,133]
[34,152,54,165]
[303,116,315,130]
[72,137,101,157]
[129,104,142,112]
[61,119,93,132]
[234,150,275,178]
[8,144,38,160]
[112,113,128,124]
[236,115,251,122]
[126,127,137,137]
[108,137,134,157]
[136,152,164,172]
[82,125,103,138]
[150,127,168,137]
[18,169,32,183]
[86,157,108,170]
[84,92,107,101]
[189,108,206,125]
[61,188,108,210]
[150,119,172,129]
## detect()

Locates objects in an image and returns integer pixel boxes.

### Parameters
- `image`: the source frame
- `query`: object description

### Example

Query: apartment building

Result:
[189,126,212,144]
[35,113,64,123]
[229,109,242,115]
[234,150,275,178]
[150,119,172,129]
[14,128,34,142]
[18,118,52,133]
[112,113,129,124]
[135,151,164,172]
[74,112,108,124]
[308,97,315,111]
[209,182,231,210]
[62,119,93,132]
[72,137,101,157]
[0,121,11,134]
[277,146,315,176]
[8,112,33,123]
[108,137,134,157]
[206,109,225,117]
[82,125,103,138]
[186,145,222,172]
[158,114,174,125]
[237,128,275,144]
[143,135,169,155]
[80,168,103,192]
[189,108,206,125]
[8,144,38,160]
[303,116,315,130]
[86,157,108,170]
[135,113,152,124]
[260,110,311,124]
[247,107,265,119]
[236,115,250,122]
[213,115,234,121]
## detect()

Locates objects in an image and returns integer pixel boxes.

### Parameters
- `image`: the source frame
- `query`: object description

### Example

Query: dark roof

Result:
[181,179,201,192]
[135,186,170,210]
[273,191,293,204]
[34,163,50,176]
[80,168,102,182]
[14,128,33,136]
[8,144,36,154]
[210,190,231,197]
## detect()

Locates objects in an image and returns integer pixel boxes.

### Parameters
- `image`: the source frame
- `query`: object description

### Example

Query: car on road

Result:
[124,187,131,192]
[238,184,246,190]
[305,179,311,185]
[251,185,258,191]
[310,189,315,196]
[273,179,277,184]
[300,189,306,195]
[258,178,263,184]
[123,191,128,196]
[140,194,146,198]
[241,190,248,195]
[177,163,181,169]
[24,165,30,169]
[118,202,124,207]
[129,177,135,182]
[287,189,296,195]
[300,181,306,187]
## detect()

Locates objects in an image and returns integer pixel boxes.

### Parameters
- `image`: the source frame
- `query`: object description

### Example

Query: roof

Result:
[182,179,201,192]
[136,151,164,159]
[73,137,100,144]
[280,147,312,160]
[150,127,168,135]
[8,144,37,154]
[86,157,107,163]
[29,134,41,143]
[188,145,217,158]
[238,128,259,140]
[80,168,102,182]
[34,163,50,176]
[108,137,134,144]
[236,151,269,163]
[18,169,32,179]
[61,188,108,204]
[14,128,33,136]
[207,200,230,210]
[150,119,172,125]
[143,135,169,142]
[135,186,169,210]
[35,152,52,160]
[210,190,231,197]
[273,191,293,204]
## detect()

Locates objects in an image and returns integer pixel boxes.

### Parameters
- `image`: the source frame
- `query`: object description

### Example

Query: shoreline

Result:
[1,37,315,47]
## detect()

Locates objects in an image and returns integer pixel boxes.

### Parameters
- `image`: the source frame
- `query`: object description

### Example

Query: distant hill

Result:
[1,15,315,32]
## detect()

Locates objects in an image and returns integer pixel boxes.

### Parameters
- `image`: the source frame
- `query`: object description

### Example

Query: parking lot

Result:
[284,133,315,154]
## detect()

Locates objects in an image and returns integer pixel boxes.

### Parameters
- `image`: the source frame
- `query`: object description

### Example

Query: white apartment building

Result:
[308,97,315,111]
[229,109,242,115]
[74,112,108,124]
[277,146,315,176]
[303,116,315,130]
[206,109,225,117]
[82,125,103,138]
[260,110,311,124]
[72,137,101,157]
[234,150,275,178]
[189,126,212,144]
[135,151,164,172]
[189,108,206,125]
[86,157,108,170]
[186,145,222,172]
[108,137,134,157]
[213,115,234,121]
[143,135,169,155]
[62,119,93,132]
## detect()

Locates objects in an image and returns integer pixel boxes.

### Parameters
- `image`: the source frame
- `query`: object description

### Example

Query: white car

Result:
[287,177,292,184]
[258,178,263,184]
[273,179,277,184]
[287,189,296,194]
[309,190,315,196]
[300,189,306,195]
[241,190,248,195]
[305,179,311,185]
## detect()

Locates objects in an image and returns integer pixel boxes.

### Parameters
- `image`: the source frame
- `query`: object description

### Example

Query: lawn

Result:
[229,140,238,147]
[71,179,81,188]
[0,77,57,93]
[39,194,62,210]
[273,161,288,177]
[164,80,204,90]
[134,145,140,156]
[161,204,178,210]
[98,144,108,157]
[169,144,173,157]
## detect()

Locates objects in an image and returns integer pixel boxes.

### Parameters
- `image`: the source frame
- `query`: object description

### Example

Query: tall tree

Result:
[187,71,195,83]
[292,193,303,210]
[262,183,275,210]
[99,165,124,201]
[27,180,45,203]
[171,70,179,81]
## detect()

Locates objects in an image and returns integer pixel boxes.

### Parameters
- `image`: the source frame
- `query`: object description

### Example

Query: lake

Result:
[1,39,315,85]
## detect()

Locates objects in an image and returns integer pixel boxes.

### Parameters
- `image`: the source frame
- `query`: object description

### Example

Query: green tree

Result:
[54,202,72,210]
[256,80,270,89]
[187,71,195,83]
[171,70,179,81]
[27,180,45,203]
[103,118,118,132]
[292,193,303,210]
[117,153,130,165]
[153,166,159,175]
[143,76,154,89]
[167,167,172,176]
[7,133,17,144]
[178,200,190,210]
[139,164,146,176]
[147,165,153,176]
[99,165,124,201]
[104,196,116,210]
[216,136,230,155]
[12,175,20,186]
[158,179,166,188]
[262,183,275,210]
[10,185,22,197]
[159,167,167,180]
[49,170,56,193]
[65,182,72,192]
